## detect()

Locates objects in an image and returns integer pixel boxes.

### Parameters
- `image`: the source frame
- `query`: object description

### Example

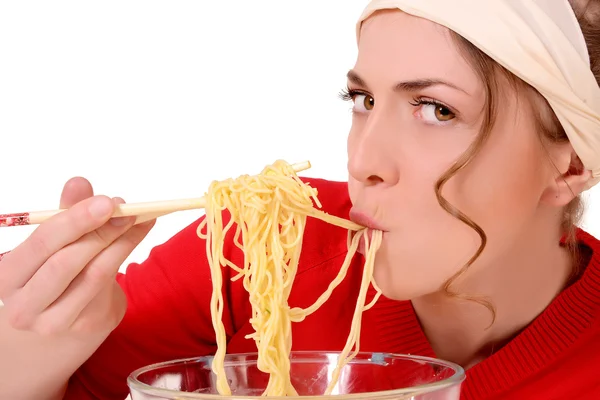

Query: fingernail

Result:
[109,197,130,226]
[88,197,113,219]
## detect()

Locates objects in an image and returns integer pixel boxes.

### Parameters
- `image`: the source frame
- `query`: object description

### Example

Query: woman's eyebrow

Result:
[347,69,470,96]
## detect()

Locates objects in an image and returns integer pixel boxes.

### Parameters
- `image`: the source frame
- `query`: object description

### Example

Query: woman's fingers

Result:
[0,196,116,299]
[0,175,157,337]
[38,218,156,334]
[6,204,136,329]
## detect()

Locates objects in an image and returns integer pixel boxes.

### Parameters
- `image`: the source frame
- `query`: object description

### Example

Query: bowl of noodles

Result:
[127,351,465,399]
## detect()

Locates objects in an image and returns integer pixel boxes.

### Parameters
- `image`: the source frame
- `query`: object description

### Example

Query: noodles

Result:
[197,160,382,396]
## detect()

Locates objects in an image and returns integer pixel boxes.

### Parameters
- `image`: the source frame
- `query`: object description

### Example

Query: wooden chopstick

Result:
[0,161,311,228]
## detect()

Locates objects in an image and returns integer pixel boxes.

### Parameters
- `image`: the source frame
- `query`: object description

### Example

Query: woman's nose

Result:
[347,111,400,187]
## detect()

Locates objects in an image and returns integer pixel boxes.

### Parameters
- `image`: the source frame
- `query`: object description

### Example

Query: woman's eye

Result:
[353,94,375,113]
[417,103,456,125]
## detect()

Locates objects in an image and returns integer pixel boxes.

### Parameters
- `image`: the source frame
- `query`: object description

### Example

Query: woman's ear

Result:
[540,148,591,206]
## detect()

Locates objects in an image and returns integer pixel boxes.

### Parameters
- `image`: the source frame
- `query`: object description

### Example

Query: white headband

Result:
[357,0,600,189]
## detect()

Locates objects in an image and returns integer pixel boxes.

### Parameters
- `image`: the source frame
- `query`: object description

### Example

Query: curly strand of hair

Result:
[434,33,503,326]
[434,153,495,326]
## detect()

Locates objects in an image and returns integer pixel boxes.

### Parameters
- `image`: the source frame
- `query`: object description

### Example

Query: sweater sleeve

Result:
[63,215,247,400]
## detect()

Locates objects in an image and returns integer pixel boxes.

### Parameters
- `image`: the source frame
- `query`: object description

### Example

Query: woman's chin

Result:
[372,261,440,301]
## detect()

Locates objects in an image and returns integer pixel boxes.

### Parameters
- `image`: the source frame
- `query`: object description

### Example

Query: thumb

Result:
[60,177,94,209]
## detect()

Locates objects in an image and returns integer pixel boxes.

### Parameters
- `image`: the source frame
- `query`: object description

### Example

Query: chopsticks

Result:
[0,161,311,228]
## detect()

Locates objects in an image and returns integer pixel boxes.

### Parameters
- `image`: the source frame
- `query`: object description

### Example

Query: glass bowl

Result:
[128,351,464,399]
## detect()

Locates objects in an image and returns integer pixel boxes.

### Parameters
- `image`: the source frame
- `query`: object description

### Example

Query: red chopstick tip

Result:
[0,212,30,227]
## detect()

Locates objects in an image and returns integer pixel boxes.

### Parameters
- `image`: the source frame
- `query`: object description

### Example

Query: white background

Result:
[0,1,598,275]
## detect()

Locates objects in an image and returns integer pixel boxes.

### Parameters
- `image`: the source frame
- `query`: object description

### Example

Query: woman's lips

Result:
[349,209,386,231]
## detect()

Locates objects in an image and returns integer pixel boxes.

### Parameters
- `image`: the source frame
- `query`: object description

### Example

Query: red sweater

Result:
[65,178,600,400]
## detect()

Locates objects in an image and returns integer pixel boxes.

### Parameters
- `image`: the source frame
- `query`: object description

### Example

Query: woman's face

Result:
[346,10,558,299]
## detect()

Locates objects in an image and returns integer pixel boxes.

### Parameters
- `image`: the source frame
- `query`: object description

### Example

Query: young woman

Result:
[1,0,599,399]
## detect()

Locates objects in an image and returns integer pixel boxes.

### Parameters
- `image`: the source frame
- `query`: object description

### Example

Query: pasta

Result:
[197,160,382,396]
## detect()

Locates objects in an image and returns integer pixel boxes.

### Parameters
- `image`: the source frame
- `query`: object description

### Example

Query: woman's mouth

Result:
[349,209,386,255]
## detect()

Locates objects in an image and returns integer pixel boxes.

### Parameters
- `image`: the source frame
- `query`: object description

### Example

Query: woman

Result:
[1,0,599,399]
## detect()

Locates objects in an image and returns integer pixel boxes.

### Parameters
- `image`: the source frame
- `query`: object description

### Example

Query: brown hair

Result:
[435,0,600,323]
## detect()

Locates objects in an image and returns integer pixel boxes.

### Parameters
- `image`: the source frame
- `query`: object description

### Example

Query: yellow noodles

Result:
[197,160,382,396]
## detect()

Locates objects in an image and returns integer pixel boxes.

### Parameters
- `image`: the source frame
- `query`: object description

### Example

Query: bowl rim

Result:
[127,351,465,399]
